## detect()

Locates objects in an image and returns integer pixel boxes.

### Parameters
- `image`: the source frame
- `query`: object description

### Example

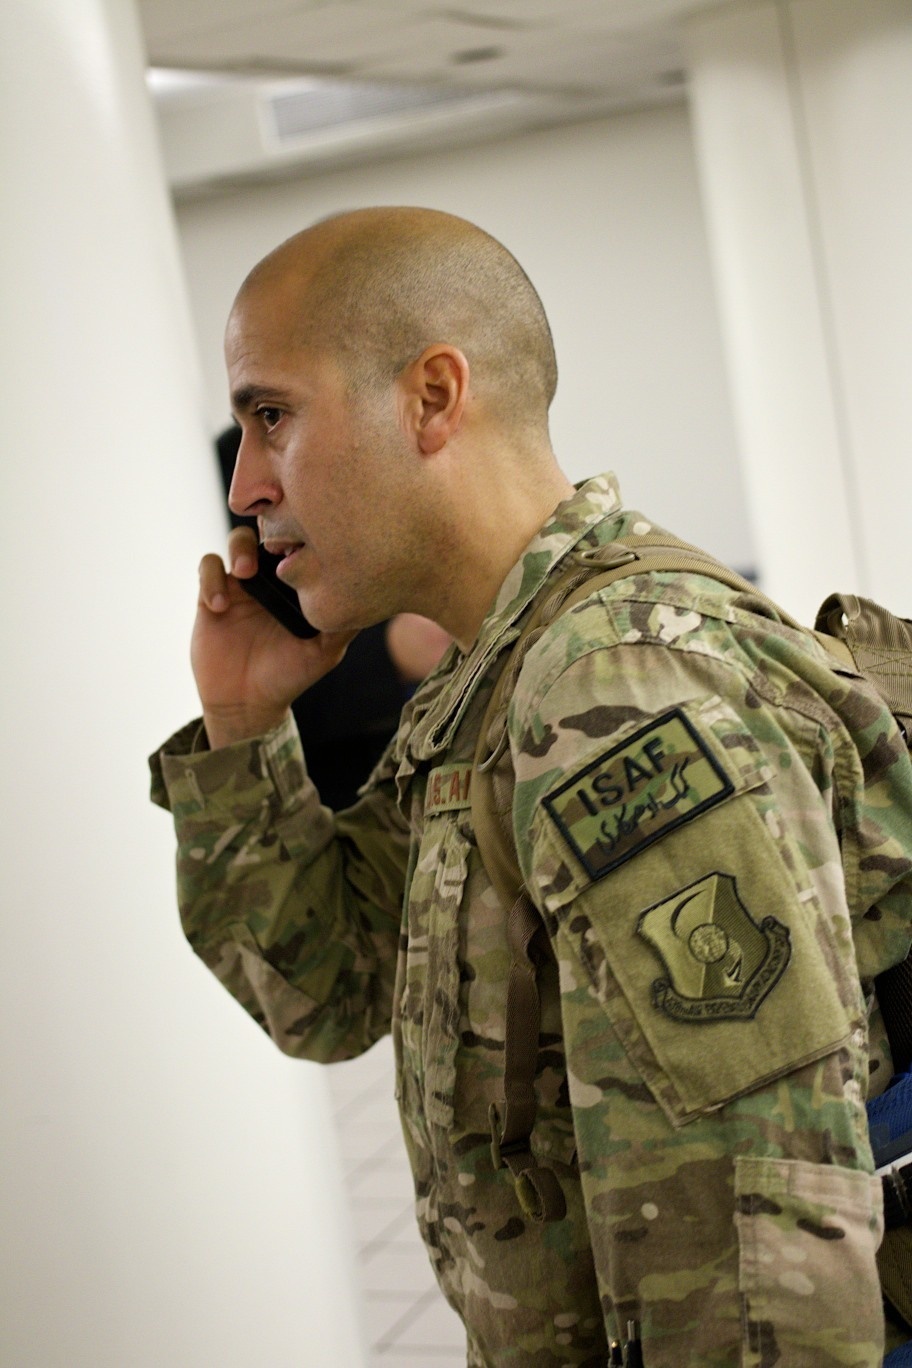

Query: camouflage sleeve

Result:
[149,714,410,1062]
[509,612,891,1366]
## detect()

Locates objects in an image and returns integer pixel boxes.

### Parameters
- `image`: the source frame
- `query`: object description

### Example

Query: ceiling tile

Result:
[353,15,680,94]
[147,3,415,72]
[140,0,313,49]
[360,0,604,22]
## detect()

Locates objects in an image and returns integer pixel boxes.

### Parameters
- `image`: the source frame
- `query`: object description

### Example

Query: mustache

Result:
[257,516,306,544]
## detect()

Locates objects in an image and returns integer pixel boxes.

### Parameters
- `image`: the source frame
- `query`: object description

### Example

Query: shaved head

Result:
[235,207,558,434]
[225,208,575,646]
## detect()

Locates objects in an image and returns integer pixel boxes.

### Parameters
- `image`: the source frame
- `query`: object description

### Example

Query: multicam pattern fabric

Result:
[151,474,912,1365]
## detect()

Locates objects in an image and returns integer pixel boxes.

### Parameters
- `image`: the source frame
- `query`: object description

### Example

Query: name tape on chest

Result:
[425,763,473,818]
[543,708,734,880]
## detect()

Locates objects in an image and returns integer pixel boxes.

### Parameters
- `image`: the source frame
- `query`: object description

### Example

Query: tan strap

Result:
[558,534,803,628]
[488,892,566,1223]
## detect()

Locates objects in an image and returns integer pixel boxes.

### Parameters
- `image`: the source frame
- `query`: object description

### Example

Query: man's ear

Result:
[399,345,469,454]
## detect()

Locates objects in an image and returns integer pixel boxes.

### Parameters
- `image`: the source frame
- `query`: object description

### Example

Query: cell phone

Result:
[239,544,319,639]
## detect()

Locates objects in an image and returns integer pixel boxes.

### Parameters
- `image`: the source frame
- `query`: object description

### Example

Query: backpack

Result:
[470,528,912,1328]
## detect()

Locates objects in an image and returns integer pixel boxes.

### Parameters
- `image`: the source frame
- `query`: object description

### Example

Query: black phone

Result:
[239,544,319,639]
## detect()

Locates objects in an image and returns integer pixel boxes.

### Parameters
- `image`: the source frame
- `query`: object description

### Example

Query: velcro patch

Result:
[425,763,473,817]
[637,872,791,1021]
[542,708,733,879]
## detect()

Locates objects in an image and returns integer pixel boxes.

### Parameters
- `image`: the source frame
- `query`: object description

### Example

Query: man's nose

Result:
[227,436,280,518]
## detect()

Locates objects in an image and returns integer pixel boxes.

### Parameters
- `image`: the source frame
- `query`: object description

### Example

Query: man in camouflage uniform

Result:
[151,207,912,1365]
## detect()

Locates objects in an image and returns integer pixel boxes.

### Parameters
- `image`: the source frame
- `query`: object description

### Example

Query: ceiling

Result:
[138,0,739,194]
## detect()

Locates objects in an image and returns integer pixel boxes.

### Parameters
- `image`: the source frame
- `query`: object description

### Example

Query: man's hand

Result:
[192,525,355,749]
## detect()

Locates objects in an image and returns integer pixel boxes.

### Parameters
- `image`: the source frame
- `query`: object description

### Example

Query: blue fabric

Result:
[884,1343,912,1366]
[868,1068,912,1166]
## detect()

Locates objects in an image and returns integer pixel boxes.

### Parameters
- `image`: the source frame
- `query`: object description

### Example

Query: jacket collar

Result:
[400,473,624,763]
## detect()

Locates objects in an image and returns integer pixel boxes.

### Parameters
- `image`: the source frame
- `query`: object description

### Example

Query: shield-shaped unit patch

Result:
[637,872,791,1022]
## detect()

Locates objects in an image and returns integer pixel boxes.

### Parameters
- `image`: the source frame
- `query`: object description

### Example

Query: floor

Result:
[327,1036,467,1367]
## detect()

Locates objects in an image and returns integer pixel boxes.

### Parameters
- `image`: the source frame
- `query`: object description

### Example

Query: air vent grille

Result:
[267,80,483,143]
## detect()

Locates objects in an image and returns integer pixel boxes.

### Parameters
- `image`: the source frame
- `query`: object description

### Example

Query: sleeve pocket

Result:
[735,1155,884,1367]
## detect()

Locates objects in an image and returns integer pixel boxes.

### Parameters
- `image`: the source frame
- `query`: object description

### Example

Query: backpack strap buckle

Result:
[489,1103,567,1223]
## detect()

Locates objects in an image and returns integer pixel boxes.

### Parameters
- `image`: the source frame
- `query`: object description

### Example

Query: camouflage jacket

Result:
[151,474,912,1366]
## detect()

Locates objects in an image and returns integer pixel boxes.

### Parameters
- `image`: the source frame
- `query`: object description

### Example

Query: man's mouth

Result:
[262,537,306,576]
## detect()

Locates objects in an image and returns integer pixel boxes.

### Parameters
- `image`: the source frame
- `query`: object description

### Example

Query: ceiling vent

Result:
[152,68,539,196]
[265,79,480,144]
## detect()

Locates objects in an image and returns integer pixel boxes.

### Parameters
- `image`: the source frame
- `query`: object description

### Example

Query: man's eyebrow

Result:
[230,383,290,413]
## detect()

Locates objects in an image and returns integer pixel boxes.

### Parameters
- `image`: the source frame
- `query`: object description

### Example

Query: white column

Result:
[684,0,912,621]
[0,3,365,1366]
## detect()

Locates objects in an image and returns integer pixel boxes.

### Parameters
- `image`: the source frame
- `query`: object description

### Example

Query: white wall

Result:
[686,0,912,618]
[174,104,756,573]
[0,1,365,1364]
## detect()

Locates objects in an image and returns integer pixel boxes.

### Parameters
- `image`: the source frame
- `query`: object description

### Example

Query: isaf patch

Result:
[542,709,733,879]
[637,872,791,1022]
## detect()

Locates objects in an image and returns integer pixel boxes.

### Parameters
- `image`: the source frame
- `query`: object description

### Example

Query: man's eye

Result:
[257,406,283,431]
